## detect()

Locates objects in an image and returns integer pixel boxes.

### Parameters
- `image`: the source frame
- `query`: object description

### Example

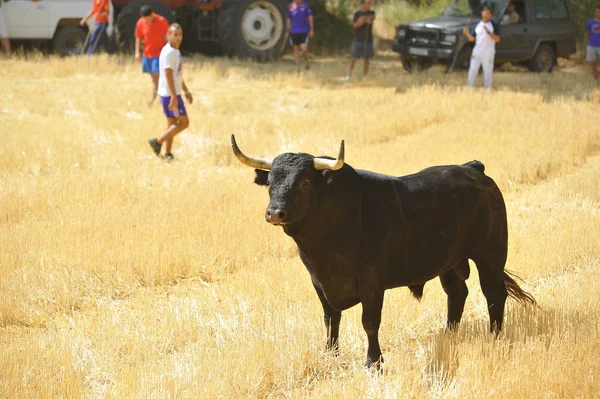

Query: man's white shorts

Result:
[0,9,8,39]
[587,46,600,62]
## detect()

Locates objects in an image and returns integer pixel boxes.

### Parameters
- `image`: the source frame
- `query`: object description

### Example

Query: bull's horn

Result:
[231,134,273,170]
[313,140,345,171]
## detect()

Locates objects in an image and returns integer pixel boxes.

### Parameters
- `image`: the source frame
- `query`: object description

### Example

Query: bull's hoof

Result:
[365,356,384,371]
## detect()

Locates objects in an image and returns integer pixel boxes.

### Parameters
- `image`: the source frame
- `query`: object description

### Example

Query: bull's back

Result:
[360,163,506,286]
[399,163,498,212]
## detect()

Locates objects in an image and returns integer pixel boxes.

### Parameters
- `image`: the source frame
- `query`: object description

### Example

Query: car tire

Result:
[400,56,413,72]
[116,0,175,52]
[53,25,87,56]
[218,0,287,61]
[528,44,556,73]
[400,56,433,73]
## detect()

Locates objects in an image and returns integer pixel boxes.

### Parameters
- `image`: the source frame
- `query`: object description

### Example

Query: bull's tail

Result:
[408,284,424,301]
[503,271,536,306]
[463,160,485,174]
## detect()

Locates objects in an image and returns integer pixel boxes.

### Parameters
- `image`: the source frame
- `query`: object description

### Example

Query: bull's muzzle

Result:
[266,207,287,225]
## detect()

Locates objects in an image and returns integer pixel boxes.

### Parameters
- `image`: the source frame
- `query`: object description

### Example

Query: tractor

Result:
[112,0,288,61]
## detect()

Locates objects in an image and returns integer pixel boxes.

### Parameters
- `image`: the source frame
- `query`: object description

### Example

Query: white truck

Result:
[2,0,113,55]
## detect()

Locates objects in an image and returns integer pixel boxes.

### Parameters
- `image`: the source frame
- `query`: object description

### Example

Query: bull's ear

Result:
[254,169,269,186]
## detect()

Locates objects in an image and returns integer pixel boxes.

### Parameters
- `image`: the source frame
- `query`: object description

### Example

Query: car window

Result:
[534,0,569,20]
[444,0,505,20]
[501,1,526,25]
[514,2,526,23]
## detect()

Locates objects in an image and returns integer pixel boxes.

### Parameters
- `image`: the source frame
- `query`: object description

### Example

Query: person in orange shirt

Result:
[135,6,169,105]
[80,0,115,55]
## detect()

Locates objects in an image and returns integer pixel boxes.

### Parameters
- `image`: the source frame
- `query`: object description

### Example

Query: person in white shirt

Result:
[462,6,501,90]
[148,23,193,161]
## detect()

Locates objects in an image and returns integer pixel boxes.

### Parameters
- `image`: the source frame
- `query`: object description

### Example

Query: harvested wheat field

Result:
[1,54,600,398]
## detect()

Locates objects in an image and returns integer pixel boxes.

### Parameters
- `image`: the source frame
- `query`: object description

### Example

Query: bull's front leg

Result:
[311,280,342,353]
[360,287,385,369]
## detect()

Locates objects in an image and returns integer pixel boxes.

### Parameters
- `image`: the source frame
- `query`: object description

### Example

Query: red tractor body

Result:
[112,0,287,61]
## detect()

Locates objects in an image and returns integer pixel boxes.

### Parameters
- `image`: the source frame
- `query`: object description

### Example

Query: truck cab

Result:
[3,0,114,55]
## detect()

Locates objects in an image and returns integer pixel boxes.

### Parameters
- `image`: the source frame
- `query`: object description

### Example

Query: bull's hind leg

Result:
[440,259,469,330]
[475,265,508,334]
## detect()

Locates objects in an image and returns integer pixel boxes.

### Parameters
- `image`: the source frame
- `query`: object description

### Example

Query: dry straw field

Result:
[1,54,600,398]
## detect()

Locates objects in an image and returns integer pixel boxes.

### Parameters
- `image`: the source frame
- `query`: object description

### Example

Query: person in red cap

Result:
[80,0,115,55]
[135,5,169,104]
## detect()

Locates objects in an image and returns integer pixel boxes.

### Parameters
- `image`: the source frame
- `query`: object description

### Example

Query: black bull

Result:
[231,135,535,368]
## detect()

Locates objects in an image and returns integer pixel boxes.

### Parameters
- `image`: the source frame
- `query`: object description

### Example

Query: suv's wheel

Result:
[400,56,433,73]
[218,0,287,62]
[116,0,175,52]
[528,44,556,73]
[53,26,87,56]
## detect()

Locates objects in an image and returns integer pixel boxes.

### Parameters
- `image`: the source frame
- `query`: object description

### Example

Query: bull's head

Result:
[231,134,344,226]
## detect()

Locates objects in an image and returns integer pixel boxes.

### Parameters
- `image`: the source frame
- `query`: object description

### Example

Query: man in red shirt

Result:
[135,6,169,104]
[80,0,115,55]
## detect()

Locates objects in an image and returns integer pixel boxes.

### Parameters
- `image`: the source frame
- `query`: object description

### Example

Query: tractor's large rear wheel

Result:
[218,0,287,61]
[116,0,175,52]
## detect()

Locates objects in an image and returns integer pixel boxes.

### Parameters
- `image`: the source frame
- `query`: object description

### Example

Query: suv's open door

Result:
[495,0,531,62]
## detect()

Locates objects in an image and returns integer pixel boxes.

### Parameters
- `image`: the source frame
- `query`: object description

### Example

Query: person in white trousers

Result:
[462,6,501,90]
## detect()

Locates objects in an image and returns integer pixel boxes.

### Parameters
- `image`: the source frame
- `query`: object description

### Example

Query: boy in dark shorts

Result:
[286,0,314,73]
[135,5,169,104]
[148,24,193,161]
[346,0,375,81]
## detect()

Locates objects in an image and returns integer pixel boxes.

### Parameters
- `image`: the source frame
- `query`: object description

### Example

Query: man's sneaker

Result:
[148,138,161,157]
[163,153,174,162]
[343,75,351,82]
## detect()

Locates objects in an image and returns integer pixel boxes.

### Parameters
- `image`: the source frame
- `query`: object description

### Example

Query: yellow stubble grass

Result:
[1,55,599,398]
